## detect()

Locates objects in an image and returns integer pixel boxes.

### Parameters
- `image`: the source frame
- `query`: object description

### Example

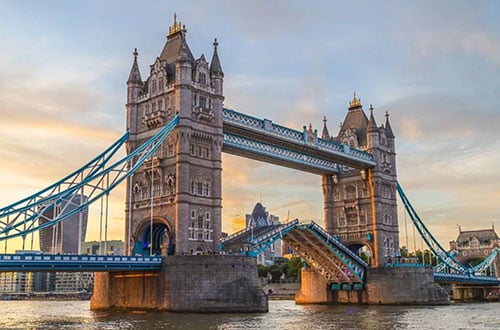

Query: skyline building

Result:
[39,194,89,254]
[245,202,282,265]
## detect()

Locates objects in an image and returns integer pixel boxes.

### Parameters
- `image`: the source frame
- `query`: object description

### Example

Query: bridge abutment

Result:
[296,267,449,305]
[91,255,268,312]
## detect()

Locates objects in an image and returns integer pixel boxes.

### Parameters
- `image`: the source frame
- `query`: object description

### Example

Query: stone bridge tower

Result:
[322,94,398,267]
[124,15,224,256]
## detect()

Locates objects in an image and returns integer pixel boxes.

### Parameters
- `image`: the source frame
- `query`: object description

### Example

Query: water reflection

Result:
[0,300,499,329]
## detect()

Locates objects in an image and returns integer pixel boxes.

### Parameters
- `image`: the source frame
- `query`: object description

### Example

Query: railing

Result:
[433,272,500,285]
[223,108,375,166]
[0,253,162,272]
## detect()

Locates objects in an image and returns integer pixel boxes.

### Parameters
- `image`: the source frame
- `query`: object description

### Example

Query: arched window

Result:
[345,185,357,199]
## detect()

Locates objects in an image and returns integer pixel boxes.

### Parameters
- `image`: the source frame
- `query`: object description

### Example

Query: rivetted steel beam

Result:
[222,108,376,170]
[223,133,339,175]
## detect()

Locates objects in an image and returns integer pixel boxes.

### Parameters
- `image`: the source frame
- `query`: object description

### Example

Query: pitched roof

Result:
[337,107,369,146]
[456,229,499,243]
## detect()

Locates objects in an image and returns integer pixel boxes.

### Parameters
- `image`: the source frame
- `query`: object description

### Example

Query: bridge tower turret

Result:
[124,15,224,256]
[323,93,398,267]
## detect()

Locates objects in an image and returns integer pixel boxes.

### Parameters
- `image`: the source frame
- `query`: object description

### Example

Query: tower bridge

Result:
[0,15,498,311]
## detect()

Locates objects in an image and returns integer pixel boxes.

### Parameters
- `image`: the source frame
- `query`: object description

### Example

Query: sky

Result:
[0,0,499,252]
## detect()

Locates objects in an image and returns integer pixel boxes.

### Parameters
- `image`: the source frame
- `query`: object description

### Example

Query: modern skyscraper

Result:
[39,194,89,254]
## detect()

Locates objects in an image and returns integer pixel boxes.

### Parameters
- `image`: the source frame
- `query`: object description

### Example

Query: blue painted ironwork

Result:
[223,133,339,173]
[222,107,375,167]
[471,248,498,274]
[397,183,472,274]
[432,251,457,272]
[0,253,162,272]
[221,219,367,284]
[0,132,128,218]
[245,220,299,257]
[0,115,179,241]
[305,221,367,283]
[433,272,500,285]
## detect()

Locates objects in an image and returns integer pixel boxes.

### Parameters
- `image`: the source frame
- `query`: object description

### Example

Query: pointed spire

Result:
[127,48,142,84]
[321,116,330,139]
[210,38,224,76]
[385,110,395,138]
[367,104,377,133]
[178,35,194,62]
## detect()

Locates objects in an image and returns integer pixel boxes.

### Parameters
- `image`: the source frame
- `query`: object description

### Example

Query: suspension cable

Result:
[99,180,104,255]
[404,206,409,254]
[104,174,109,255]
[150,155,154,256]
[128,172,133,256]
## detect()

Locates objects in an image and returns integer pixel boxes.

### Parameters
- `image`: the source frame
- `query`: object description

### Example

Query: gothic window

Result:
[362,187,369,198]
[158,78,164,90]
[338,216,346,227]
[190,144,195,155]
[198,72,206,85]
[349,138,356,148]
[152,179,161,197]
[205,147,209,158]
[199,96,207,109]
[191,181,195,194]
[198,146,202,157]
[203,182,210,196]
[191,210,196,219]
[346,210,358,226]
[360,209,367,224]
[334,189,340,201]
[345,185,357,200]
[197,182,203,195]
[168,144,174,157]
[152,79,157,93]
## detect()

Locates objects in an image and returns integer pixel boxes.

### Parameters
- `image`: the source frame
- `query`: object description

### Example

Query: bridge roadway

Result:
[0,254,162,272]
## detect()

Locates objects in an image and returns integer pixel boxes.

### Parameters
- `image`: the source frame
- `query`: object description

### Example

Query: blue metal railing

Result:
[222,108,375,167]
[0,253,162,272]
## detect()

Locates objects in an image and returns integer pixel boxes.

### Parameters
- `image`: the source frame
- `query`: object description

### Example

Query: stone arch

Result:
[134,217,175,256]
[347,241,374,266]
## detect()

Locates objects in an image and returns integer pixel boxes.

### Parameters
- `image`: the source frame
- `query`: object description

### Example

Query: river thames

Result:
[0,300,499,329]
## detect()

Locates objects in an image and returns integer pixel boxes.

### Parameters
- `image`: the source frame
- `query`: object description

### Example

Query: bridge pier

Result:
[452,285,499,302]
[296,267,449,305]
[91,255,268,312]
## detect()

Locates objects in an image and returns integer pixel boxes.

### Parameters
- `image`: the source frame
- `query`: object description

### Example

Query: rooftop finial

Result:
[133,48,138,59]
[168,13,183,36]
[385,110,390,119]
[348,91,362,110]
[213,38,219,50]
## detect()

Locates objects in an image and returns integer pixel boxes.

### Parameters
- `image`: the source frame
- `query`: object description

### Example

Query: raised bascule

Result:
[0,15,498,312]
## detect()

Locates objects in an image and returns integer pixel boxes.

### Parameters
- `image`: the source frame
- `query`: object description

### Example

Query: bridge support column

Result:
[91,255,268,312]
[295,268,333,304]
